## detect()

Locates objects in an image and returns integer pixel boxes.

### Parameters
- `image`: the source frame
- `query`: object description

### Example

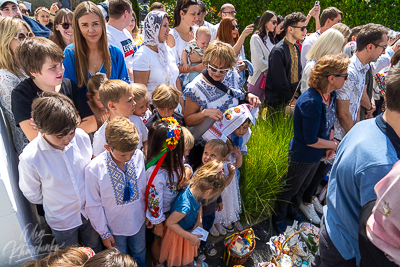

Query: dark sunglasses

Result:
[21,8,30,13]
[291,25,307,31]
[232,24,240,30]
[270,20,277,25]
[13,32,34,42]
[327,73,349,79]
[59,23,72,30]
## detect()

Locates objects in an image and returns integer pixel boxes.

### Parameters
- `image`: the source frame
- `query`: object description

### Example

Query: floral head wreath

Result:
[145,117,182,209]
[34,7,50,16]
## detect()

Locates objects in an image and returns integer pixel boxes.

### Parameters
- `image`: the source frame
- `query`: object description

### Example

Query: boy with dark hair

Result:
[86,116,147,267]
[335,23,389,141]
[265,12,307,107]
[19,92,101,252]
[146,84,185,128]
[107,0,135,82]
[11,37,96,141]
[301,6,343,67]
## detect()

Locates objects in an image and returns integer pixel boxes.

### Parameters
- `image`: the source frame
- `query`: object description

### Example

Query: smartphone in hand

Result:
[314,1,320,9]
[253,16,261,25]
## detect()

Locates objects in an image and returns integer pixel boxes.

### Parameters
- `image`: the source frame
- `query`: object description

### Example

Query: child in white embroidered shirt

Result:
[145,118,185,267]
[18,92,101,252]
[92,80,137,157]
[85,116,147,267]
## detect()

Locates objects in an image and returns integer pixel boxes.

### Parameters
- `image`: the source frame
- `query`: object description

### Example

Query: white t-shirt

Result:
[92,116,148,156]
[107,24,135,70]
[132,45,179,101]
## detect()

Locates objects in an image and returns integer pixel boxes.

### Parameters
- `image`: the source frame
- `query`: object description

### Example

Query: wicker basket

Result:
[224,229,256,266]
[270,229,306,265]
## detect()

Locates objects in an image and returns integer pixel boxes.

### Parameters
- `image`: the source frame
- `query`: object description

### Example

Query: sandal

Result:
[204,243,217,256]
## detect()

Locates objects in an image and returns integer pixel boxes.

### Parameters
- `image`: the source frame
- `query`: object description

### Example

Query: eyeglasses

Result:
[21,9,29,14]
[279,26,284,30]
[291,25,307,31]
[14,32,34,42]
[373,43,387,50]
[269,20,277,25]
[326,73,348,79]
[208,64,230,75]
[232,24,240,30]
[60,23,72,30]
[223,11,237,15]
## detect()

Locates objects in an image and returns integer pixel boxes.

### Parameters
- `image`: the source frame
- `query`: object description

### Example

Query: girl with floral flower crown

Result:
[146,118,185,267]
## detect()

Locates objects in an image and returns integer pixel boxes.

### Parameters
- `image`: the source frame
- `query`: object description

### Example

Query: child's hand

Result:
[233,146,242,159]
[189,233,202,247]
[154,223,164,238]
[228,163,236,176]
[29,118,37,130]
[100,111,110,124]
[182,63,189,71]
[146,218,153,229]
[102,235,116,249]
[216,202,223,212]
[193,221,203,230]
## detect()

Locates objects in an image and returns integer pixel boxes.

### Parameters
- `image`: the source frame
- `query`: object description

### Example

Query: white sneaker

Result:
[214,223,227,235]
[299,203,321,225]
[209,225,219,237]
[312,198,324,214]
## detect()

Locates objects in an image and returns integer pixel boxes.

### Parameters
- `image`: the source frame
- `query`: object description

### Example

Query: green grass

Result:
[240,107,294,224]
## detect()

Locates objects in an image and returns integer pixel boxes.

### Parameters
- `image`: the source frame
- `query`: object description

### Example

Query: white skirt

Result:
[215,166,241,226]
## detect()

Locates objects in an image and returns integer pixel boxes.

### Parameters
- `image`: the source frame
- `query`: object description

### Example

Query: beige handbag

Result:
[285,82,301,115]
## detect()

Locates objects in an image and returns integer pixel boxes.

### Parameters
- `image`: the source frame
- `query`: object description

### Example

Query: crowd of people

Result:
[0,0,399,266]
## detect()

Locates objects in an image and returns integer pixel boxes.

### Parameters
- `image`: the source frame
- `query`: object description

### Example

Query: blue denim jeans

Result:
[51,215,102,253]
[113,223,146,267]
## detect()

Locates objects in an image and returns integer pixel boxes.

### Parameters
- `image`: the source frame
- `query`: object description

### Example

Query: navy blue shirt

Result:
[169,184,201,231]
[289,88,334,162]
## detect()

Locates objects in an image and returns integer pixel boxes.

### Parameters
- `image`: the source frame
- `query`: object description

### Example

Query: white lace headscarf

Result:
[142,11,175,86]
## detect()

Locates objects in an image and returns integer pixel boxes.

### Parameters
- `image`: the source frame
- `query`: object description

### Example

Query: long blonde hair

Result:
[0,17,32,77]
[306,29,344,62]
[72,1,111,88]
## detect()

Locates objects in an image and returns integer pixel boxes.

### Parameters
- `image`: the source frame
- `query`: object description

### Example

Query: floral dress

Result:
[146,166,179,225]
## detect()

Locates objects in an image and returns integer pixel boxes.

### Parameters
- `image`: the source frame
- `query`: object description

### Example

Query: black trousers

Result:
[274,157,319,221]
[311,217,357,267]
[358,199,397,267]
[302,161,332,203]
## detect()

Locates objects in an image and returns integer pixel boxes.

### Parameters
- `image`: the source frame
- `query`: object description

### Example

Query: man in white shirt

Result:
[301,6,343,68]
[18,93,101,252]
[106,0,135,81]
[334,24,388,141]
[213,3,236,34]
[193,0,217,42]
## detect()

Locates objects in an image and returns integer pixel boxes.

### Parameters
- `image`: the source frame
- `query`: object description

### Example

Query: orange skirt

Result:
[159,227,198,267]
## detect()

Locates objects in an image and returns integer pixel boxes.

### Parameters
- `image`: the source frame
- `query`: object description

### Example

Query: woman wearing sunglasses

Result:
[183,41,261,167]
[271,15,284,45]
[273,55,350,233]
[50,8,73,51]
[63,1,129,95]
[215,17,253,81]
[0,17,33,154]
[247,10,277,102]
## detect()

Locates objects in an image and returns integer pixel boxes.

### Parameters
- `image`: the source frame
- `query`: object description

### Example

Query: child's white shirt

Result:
[92,116,148,157]
[18,128,92,231]
[146,166,179,225]
[85,149,146,239]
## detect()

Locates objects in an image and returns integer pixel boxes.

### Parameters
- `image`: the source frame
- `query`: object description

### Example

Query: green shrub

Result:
[240,108,293,223]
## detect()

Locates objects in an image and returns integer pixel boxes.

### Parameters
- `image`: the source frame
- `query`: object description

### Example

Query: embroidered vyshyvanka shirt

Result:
[85,150,146,239]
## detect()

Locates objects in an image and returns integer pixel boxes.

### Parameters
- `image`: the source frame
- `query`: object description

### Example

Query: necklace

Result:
[321,92,330,103]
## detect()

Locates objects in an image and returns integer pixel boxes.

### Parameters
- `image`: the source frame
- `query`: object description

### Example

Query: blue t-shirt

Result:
[169,185,201,231]
[289,88,335,162]
[63,44,130,95]
[325,115,400,264]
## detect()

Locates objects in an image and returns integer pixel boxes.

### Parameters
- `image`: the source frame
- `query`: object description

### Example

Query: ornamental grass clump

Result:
[240,108,294,224]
